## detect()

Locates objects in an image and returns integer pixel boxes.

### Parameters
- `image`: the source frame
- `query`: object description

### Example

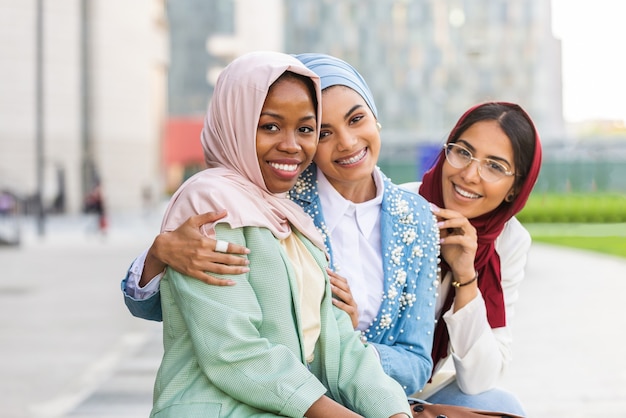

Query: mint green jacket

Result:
[151,224,411,418]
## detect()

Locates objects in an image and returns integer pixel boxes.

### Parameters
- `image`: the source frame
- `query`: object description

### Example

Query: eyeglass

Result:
[443,143,514,183]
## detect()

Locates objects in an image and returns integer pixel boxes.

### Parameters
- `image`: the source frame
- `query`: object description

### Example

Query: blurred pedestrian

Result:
[84,183,107,234]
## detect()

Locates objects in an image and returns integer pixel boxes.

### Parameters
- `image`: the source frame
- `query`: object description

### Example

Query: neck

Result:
[328,174,377,203]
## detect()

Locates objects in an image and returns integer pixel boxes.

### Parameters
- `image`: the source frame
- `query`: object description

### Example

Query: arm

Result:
[443,218,530,393]
[121,254,163,322]
[141,210,250,286]
[121,211,250,321]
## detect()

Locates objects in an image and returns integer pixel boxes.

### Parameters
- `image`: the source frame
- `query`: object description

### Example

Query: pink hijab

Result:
[161,51,324,250]
[420,102,542,370]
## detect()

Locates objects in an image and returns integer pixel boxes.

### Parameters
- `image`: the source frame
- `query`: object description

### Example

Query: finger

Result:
[196,272,236,286]
[326,268,349,284]
[332,297,350,310]
[211,239,250,256]
[440,235,476,247]
[198,262,250,275]
[205,252,250,266]
[330,276,350,292]
[430,205,463,220]
[331,284,350,301]
[190,210,228,227]
[436,217,470,230]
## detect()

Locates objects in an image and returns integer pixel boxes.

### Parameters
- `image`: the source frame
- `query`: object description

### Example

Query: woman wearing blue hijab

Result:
[121,53,440,396]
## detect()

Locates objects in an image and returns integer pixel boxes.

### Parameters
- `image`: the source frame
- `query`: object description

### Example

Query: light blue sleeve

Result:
[121,263,163,322]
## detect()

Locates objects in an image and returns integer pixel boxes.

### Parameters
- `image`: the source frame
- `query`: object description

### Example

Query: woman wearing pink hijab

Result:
[148,51,410,418]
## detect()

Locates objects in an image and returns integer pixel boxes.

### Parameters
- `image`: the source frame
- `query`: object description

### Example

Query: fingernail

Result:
[437,221,445,228]
[429,203,440,212]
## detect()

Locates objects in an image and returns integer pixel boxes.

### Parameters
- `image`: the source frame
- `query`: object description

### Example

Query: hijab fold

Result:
[295,53,378,118]
[420,102,542,370]
[161,51,324,251]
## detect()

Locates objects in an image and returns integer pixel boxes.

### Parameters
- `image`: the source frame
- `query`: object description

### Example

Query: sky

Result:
[551,0,626,123]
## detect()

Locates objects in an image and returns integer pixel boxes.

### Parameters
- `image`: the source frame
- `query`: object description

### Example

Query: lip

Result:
[335,147,368,166]
[267,159,302,179]
[452,182,482,200]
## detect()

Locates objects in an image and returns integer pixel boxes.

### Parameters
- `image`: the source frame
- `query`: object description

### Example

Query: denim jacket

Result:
[289,165,439,394]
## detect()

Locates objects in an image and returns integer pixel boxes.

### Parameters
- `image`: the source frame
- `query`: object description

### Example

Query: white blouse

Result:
[316,167,384,331]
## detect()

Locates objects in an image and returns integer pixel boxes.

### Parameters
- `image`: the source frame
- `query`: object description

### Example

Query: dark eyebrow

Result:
[260,112,316,124]
[344,104,364,120]
[320,104,364,130]
[456,139,512,167]
[260,111,284,120]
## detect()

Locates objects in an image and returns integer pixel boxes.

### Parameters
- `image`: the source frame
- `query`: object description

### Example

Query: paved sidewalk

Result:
[2,214,625,417]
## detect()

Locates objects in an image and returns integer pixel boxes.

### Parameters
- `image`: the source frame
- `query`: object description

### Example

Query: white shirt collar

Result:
[317,167,384,239]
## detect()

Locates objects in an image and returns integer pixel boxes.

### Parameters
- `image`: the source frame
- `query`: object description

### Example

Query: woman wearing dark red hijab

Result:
[412,102,542,414]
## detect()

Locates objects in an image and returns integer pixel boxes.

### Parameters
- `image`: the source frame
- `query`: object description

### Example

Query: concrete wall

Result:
[0,0,168,214]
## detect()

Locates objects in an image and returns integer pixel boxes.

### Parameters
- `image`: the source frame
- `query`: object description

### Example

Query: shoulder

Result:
[398,181,421,195]
[380,174,432,222]
[496,217,531,254]
[289,164,318,204]
[162,170,252,232]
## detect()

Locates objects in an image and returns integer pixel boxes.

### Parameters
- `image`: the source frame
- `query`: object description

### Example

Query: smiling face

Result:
[312,85,381,201]
[442,120,516,219]
[256,74,318,194]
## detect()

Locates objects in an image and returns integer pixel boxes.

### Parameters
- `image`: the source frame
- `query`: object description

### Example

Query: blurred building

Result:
[283,0,564,142]
[0,0,168,214]
[0,0,570,215]
[165,1,563,181]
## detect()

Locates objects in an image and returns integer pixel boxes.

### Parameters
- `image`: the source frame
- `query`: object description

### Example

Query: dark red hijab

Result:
[419,102,542,370]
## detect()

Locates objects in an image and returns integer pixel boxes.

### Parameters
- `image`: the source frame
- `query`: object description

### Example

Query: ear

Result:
[505,189,516,203]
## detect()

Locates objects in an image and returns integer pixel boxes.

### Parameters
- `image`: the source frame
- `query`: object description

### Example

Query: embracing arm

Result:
[443,218,530,393]
[120,211,250,321]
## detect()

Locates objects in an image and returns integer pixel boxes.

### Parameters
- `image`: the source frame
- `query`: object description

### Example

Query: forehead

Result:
[458,120,514,159]
[320,85,369,115]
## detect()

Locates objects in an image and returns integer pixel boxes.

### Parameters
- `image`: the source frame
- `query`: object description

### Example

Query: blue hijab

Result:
[294,53,378,118]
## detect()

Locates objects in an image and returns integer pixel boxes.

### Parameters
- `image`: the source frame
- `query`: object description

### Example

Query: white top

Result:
[316,167,384,331]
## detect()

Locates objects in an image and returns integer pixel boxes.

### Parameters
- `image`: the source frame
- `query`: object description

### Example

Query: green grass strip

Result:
[524,223,626,258]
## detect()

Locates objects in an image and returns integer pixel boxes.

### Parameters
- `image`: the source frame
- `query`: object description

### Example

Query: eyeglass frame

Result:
[442,142,515,183]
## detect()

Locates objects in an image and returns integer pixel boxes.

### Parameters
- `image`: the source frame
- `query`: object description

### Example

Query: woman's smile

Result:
[336,147,368,166]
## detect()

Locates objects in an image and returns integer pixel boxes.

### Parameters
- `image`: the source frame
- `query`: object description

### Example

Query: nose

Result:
[335,129,358,151]
[276,131,301,153]
[460,158,482,182]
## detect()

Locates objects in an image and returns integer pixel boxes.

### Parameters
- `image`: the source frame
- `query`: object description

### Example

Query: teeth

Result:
[269,162,298,172]
[454,184,480,199]
[337,148,366,165]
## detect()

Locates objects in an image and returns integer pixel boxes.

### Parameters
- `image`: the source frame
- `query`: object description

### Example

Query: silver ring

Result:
[215,240,229,253]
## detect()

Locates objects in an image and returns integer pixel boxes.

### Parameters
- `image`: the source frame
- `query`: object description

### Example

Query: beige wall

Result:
[0,0,168,214]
